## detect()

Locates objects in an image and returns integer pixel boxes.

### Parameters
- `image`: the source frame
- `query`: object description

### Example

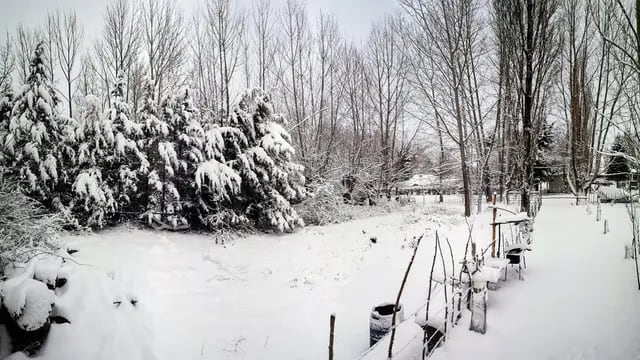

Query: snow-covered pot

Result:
[369,303,404,346]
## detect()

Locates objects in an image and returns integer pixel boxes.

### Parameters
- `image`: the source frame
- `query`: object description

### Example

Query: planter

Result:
[506,249,523,264]
[369,303,404,346]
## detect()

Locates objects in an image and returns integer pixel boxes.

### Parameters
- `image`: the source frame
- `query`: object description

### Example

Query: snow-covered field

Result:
[67,197,479,360]
[430,198,640,360]
[65,197,640,360]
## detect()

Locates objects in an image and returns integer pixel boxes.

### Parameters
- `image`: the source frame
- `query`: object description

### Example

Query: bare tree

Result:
[94,0,140,105]
[365,15,409,195]
[52,9,84,118]
[277,0,312,159]
[190,9,219,123]
[15,24,41,84]
[205,0,245,121]
[0,33,14,93]
[252,0,276,90]
[43,13,58,85]
[140,0,185,101]
[400,0,480,216]
[498,0,561,214]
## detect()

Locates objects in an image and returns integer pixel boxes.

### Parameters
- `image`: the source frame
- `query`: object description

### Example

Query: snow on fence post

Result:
[469,284,488,334]
[329,313,335,360]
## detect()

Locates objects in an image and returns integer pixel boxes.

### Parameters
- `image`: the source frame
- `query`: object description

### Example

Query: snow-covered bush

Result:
[139,80,172,227]
[294,181,345,226]
[0,182,64,277]
[107,73,147,217]
[68,95,116,227]
[223,88,307,232]
[1,42,75,211]
[0,86,13,172]
[0,256,156,359]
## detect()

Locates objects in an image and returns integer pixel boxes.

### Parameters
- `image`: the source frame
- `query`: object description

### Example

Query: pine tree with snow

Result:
[142,86,241,230]
[195,123,243,230]
[2,42,75,210]
[106,73,147,218]
[69,95,116,227]
[224,88,306,232]
[0,84,14,174]
[534,120,555,182]
[607,135,630,183]
[138,78,174,228]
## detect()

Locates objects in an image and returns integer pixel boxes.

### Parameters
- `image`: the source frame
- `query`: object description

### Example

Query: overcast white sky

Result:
[0,0,399,44]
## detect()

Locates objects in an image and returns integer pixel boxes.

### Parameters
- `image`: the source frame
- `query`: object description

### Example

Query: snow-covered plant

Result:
[0,181,64,276]
[144,86,241,230]
[0,85,13,175]
[139,79,172,227]
[225,88,307,232]
[68,95,116,227]
[107,73,147,216]
[1,42,74,210]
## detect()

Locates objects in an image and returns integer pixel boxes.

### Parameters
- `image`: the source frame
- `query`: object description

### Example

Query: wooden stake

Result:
[388,233,424,359]
[329,313,335,360]
[491,193,497,257]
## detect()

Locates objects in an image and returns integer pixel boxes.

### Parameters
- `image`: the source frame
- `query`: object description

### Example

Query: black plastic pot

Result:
[369,303,404,346]
[506,249,522,264]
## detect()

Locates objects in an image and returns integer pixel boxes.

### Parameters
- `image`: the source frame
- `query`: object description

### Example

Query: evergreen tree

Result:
[166,88,230,228]
[224,88,306,232]
[0,84,14,174]
[534,120,555,182]
[607,135,630,182]
[70,95,116,227]
[106,72,147,217]
[2,42,74,210]
[140,81,176,228]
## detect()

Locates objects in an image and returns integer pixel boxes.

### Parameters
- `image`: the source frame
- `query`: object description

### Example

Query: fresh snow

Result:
[51,197,640,360]
[429,199,640,360]
[68,199,468,360]
[3,278,55,331]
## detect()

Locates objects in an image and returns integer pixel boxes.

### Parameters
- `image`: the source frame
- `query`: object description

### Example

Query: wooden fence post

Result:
[491,193,497,257]
[329,313,335,360]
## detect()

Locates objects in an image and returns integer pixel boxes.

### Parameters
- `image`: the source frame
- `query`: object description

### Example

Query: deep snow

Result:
[54,196,640,360]
[67,197,478,360]
[430,198,640,360]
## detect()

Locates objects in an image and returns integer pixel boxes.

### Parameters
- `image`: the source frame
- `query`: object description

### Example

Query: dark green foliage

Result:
[607,135,630,182]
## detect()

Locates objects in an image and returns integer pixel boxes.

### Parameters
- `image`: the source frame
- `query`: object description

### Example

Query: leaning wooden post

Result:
[491,193,497,257]
[388,233,424,359]
[329,313,335,360]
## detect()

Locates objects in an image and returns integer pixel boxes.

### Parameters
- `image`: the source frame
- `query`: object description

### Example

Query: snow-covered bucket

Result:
[369,303,404,346]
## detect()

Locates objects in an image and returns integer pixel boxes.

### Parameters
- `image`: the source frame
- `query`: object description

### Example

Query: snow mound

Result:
[35,268,157,360]
[3,278,55,331]
[33,257,63,288]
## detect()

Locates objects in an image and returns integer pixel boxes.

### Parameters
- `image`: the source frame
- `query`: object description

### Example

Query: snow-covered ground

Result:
[65,197,480,360]
[430,198,640,360]
[64,197,640,360]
